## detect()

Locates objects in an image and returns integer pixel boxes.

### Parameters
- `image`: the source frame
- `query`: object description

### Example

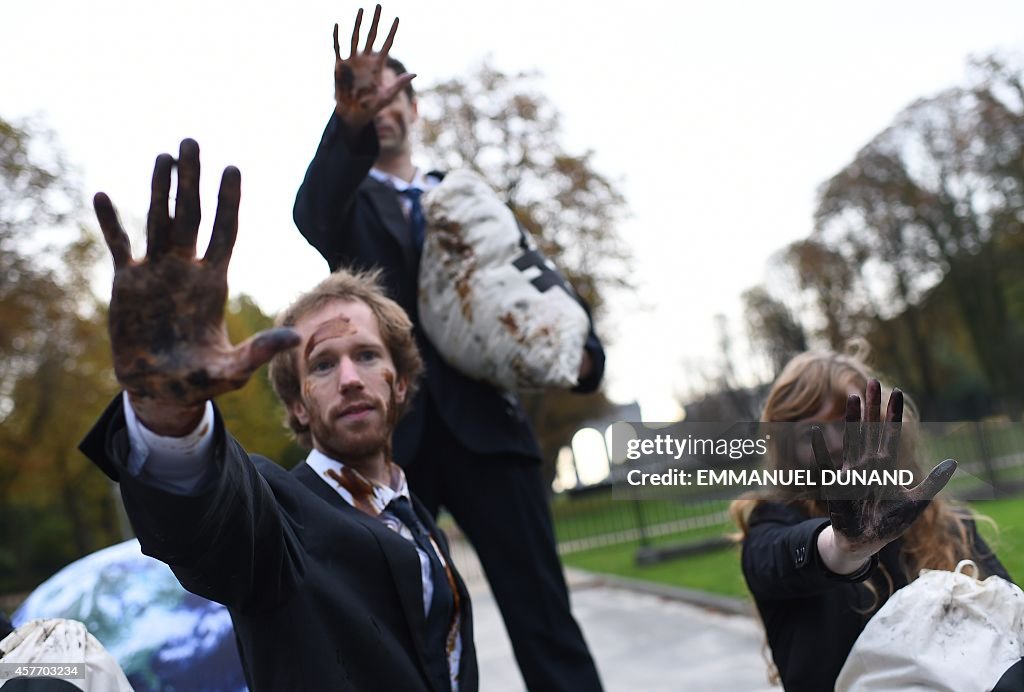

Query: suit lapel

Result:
[362,178,418,273]
[291,463,435,686]
[292,462,351,509]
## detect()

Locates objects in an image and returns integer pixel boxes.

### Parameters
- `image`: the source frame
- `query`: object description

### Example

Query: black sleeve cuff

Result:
[326,111,379,158]
[572,331,606,393]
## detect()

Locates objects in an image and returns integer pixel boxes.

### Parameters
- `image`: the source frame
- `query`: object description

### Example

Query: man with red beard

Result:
[80,138,477,692]
[294,8,605,689]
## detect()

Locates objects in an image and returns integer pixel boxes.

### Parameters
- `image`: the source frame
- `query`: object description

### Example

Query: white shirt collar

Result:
[304,448,410,514]
[368,167,438,192]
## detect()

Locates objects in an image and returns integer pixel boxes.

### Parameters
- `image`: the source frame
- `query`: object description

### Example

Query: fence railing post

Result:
[974,420,999,498]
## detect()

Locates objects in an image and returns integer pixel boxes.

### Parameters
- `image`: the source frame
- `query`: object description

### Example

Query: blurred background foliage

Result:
[1,52,1022,596]
[740,54,1024,421]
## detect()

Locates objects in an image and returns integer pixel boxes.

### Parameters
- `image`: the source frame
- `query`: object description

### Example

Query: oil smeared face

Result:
[291,299,407,463]
[373,67,418,157]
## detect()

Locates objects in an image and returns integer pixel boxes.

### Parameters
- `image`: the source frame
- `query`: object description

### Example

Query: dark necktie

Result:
[400,187,427,248]
[385,496,455,691]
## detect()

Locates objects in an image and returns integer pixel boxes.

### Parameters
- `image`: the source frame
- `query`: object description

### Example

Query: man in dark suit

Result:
[293,7,604,690]
[80,138,476,691]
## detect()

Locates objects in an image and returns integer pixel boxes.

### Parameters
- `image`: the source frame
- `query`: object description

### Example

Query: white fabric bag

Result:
[419,169,589,390]
[0,618,132,691]
[836,560,1024,692]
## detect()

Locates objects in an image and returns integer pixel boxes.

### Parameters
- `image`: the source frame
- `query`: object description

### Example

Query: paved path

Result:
[451,540,776,691]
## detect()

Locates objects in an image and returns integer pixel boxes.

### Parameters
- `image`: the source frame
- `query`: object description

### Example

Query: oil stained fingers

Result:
[204,166,241,267]
[94,193,133,268]
[842,395,863,469]
[350,8,363,59]
[865,379,882,453]
[379,17,399,61]
[363,4,381,54]
[170,139,202,253]
[880,389,904,461]
[905,458,957,504]
[146,153,174,259]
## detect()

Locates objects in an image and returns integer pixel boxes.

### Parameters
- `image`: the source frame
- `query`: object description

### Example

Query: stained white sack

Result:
[0,618,132,691]
[419,169,588,390]
[836,560,1024,692]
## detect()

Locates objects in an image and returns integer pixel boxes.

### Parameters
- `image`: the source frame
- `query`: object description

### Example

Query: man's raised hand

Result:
[811,380,957,562]
[333,4,415,131]
[94,139,300,436]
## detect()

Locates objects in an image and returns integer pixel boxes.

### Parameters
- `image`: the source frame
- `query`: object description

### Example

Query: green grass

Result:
[551,492,729,543]
[563,538,749,598]
[971,497,1024,579]
[559,496,1024,599]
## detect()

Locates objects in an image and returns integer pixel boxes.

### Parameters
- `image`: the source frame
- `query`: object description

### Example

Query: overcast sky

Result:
[4,0,1024,418]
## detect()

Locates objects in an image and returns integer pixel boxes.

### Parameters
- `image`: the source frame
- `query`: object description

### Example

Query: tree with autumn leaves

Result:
[0,118,119,591]
[417,59,631,318]
[743,54,1024,419]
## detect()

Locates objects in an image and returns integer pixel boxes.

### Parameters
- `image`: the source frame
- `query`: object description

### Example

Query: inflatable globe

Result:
[12,539,246,691]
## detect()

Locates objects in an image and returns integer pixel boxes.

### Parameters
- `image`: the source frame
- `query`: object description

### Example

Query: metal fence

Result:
[550,419,1024,562]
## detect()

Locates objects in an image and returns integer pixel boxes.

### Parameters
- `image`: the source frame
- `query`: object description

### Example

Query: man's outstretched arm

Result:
[294,5,415,268]
[82,139,303,610]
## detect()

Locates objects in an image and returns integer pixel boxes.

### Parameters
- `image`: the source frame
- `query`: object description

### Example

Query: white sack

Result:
[0,618,132,691]
[419,169,588,390]
[837,560,1024,692]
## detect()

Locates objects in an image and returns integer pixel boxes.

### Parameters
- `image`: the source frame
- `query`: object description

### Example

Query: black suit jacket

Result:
[742,501,1011,692]
[293,114,606,464]
[80,396,478,692]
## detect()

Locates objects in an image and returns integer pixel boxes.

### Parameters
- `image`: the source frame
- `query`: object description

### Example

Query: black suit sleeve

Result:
[0,610,13,639]
[573,317,605,394]
[79,397,305,613]
[293,113,380,271]
[741,503,876,601]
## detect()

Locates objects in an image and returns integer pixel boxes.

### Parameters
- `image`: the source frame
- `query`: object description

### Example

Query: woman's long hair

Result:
[730,341,988,591]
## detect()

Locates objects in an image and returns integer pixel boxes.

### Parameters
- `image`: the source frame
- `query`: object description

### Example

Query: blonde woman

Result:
[731,346,1010,691]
